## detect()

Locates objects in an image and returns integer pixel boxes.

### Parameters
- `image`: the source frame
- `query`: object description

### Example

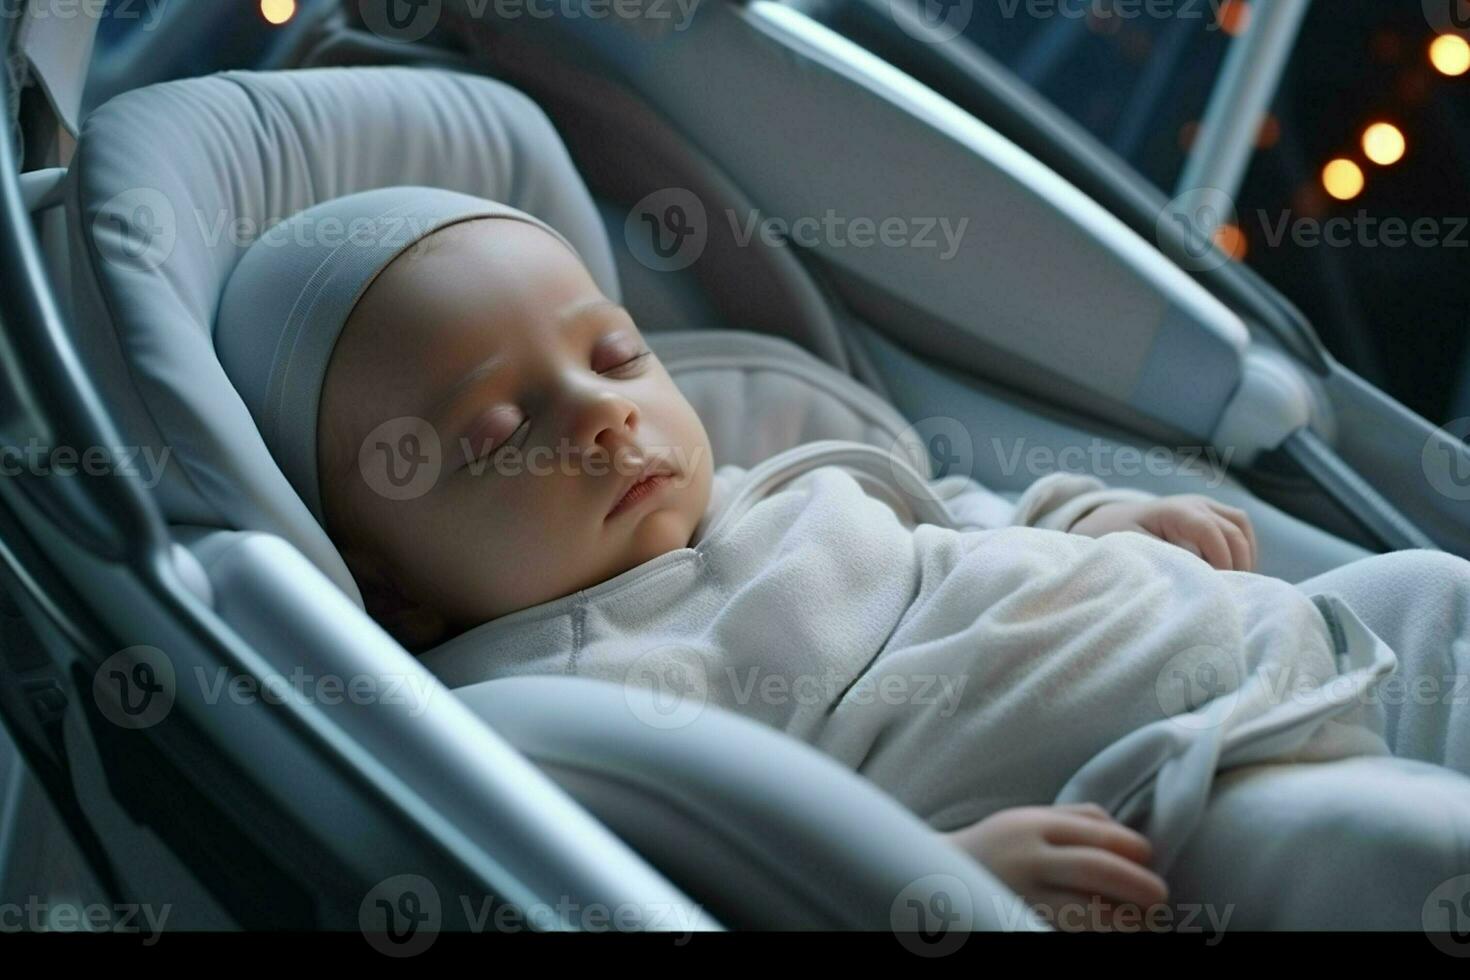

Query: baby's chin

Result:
[611,504,698,568]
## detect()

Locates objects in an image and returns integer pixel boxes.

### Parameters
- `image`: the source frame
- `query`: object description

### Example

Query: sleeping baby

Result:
[216,186,1470,931]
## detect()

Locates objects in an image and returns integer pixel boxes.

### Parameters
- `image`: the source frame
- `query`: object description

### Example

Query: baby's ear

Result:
[341,546,449,652]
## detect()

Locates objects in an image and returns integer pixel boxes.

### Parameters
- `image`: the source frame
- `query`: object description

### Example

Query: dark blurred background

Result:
[958,0,1470,427]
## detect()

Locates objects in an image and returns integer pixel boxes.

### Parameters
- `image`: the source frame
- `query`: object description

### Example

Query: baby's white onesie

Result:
[420,439,1398,874]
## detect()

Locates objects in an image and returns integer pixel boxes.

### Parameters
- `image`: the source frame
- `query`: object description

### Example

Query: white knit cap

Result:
[214,185,578,522]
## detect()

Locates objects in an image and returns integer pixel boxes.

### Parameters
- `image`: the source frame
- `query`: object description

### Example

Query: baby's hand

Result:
[1067,495,1258,571]
[943,802,1169,931]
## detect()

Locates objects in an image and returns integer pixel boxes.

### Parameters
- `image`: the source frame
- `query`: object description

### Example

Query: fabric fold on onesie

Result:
[421,439,1396,874]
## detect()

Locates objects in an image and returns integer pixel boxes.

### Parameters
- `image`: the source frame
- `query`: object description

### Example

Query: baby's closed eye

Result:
[459,407,528,468]
[455,339,654,470]
[592,328,654,376]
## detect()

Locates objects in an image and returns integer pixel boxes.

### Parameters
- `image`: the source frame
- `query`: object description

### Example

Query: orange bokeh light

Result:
[1322,159,1365,201]
[1361,122,1406,166]
[260,0,296,26]
[1218,0,1251,37]
[1430,34,1470,76]
[1213,223,1248,262]
[1256,114,1281,150]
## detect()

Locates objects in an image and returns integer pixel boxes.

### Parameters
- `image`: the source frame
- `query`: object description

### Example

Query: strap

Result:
[18,0,102,137]
[4,34,26,159]
[701,439,954,542]
[11,0,103,166]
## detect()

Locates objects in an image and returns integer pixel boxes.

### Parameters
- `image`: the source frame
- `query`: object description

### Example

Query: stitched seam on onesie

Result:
[567,597,585,675]
[693,537,731,614]
[692,547,735,655]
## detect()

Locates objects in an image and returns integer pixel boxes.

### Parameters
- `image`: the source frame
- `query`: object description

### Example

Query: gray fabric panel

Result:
[1128,302,1243,440]
[650,328,926,473]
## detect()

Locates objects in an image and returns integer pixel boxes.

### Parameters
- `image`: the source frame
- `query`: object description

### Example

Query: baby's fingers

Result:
[1056,802,1111,820]
[1043,810,1154,866]
[1214,513,1254,572]
[1040,846,1170,910]
[1207,501,1259,570]
[1170,517,1233,570]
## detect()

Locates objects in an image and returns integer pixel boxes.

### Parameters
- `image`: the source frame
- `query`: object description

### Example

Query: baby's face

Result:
[317,218,713,639]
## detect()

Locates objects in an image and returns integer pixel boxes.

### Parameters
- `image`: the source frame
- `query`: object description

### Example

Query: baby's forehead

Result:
[410,212,570,263]
[410,213,506,257]
[340,223,585,366]
[350,220,509,320]
[372,216,583,305]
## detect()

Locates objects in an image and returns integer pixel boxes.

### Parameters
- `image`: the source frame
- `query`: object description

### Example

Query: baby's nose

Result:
[573,389,640,454]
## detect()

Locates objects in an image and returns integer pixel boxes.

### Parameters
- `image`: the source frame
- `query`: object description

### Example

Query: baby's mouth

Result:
[606,460,676,520]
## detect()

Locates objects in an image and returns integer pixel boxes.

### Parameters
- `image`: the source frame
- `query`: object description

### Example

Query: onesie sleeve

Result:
[925,470,1157,532]
[1005,471,1159,532]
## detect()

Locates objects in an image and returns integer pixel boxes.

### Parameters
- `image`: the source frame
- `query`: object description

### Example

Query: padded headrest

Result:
[65,66,923,612]
[650,330,925,471]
